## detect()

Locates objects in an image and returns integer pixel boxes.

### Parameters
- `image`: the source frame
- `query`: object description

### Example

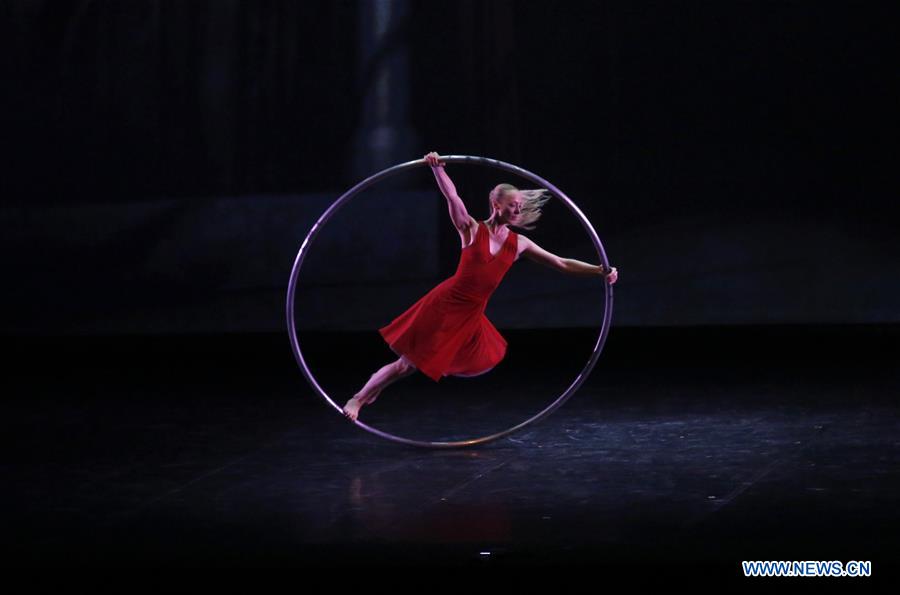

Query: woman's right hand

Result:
[424,151,443,168]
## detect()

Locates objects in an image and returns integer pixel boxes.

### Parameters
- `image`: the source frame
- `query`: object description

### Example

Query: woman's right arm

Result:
[425,152,475,232]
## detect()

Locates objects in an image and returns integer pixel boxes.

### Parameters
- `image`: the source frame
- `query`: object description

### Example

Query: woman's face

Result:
[496,191,522,223]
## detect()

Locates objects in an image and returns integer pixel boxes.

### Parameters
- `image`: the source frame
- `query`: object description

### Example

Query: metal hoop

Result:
[286,155,614,448]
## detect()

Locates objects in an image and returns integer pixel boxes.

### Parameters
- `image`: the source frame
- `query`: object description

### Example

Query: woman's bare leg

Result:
[343,357,416,421]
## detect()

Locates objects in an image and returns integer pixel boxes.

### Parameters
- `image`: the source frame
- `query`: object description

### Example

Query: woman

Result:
[343,151,618,421]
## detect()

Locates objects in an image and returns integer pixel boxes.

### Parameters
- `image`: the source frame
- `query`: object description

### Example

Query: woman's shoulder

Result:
[459,217,481,249]
[512,230,528,261]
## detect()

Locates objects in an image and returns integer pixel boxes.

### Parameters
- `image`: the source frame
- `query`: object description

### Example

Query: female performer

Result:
[343,152,618,421]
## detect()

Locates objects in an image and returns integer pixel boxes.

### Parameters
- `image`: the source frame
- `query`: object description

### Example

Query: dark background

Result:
[2,0,897,334]
[3,0,900,578]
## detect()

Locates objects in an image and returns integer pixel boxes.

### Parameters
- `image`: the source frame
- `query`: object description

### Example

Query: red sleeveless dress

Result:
[379,221,518,382]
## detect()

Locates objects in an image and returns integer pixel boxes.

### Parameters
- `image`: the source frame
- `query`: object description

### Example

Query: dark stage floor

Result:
[4,325,898,582]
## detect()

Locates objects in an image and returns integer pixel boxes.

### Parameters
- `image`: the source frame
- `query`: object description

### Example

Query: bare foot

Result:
[343,396,363,421]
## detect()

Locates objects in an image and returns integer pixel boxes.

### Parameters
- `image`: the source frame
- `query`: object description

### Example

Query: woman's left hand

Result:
[604,266,618,284]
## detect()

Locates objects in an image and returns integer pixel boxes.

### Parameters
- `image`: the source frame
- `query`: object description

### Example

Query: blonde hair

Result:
[488,183,551,231]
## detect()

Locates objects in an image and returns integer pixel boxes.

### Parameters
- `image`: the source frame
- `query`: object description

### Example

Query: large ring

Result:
[286,155,614,448]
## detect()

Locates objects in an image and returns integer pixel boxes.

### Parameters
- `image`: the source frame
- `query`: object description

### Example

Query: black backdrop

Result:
[2,1,897,332]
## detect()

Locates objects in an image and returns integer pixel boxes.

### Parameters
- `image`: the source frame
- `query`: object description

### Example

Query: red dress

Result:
[379,221,518,382]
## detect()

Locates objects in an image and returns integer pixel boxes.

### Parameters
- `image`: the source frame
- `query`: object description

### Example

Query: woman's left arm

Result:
[562,258,608,278]
[521,236,617,282]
